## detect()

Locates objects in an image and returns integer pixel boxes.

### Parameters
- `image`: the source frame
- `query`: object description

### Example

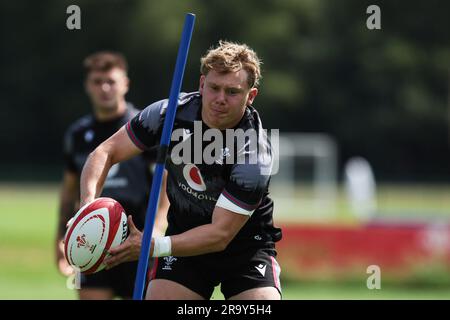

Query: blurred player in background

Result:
[55,51,169,300]
[79,41,282,300]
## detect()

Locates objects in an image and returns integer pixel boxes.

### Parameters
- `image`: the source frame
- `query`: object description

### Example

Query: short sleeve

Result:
[126,99,167,150]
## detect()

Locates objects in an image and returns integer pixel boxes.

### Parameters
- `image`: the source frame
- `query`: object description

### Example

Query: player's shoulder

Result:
[178,91,200,106]
[176,91,201,121]
[137,91,200,125]
[159,91,200,116]
[63,114,94,152]
[65,114,95,137]
[134,98,168,131]
[239,105,265,131]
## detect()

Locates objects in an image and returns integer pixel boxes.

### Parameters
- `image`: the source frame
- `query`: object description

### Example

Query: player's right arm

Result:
[81,99,165,206]
[154,170,169,236]
[80,126,143,207]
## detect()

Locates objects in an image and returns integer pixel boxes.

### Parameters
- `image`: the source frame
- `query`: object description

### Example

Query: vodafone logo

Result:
[182,164,206,191]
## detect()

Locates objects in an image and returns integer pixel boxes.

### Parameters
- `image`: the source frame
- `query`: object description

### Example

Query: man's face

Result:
[199,69,258,130]
[85,67,129,112]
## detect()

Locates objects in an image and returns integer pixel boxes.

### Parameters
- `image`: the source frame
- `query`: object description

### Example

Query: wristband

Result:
[152,236,172,257]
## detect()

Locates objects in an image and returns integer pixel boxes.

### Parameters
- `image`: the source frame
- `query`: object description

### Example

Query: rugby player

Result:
[80,42,282,300]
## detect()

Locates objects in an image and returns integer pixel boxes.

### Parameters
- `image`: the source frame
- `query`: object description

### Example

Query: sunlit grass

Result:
[1,183,450,299]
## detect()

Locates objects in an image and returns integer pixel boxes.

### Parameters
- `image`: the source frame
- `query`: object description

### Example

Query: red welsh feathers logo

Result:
[76,234,86,247]
[76,234,96,253]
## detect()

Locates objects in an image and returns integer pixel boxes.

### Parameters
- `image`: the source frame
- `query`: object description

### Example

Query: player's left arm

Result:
[103,205,247,268]
[153,170,169,237]
[168,206,249,256]
[168,143,273,256]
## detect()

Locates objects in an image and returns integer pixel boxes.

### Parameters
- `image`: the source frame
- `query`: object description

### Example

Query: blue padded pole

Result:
[133,13,195,300]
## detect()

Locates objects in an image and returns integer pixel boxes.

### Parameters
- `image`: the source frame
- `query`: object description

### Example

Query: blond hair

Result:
[200,40,262,88]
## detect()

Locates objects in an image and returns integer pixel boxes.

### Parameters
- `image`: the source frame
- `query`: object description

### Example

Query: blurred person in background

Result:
[55,51,169,300]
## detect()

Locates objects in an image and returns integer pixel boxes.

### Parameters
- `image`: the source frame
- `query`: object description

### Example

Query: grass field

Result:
[1,183,450,300]
[272,183,450,224]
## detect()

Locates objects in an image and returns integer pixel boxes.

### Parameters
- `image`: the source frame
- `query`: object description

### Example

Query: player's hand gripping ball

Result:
[64,197,128,274]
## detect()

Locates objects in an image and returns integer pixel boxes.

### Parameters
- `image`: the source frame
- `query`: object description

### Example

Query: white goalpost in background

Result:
[270,133,338,222]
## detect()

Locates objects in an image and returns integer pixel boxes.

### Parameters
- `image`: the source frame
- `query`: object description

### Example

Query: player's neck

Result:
[94,99,127,122]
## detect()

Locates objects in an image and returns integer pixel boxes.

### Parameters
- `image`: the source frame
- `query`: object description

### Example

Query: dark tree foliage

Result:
[0,0,449,181]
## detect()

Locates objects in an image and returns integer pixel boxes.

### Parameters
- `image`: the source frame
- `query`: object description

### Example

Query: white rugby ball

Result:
[64,197,128,274]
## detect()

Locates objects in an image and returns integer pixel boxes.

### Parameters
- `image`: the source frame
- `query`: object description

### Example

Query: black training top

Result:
[126,92,281,254]
[63,103,153,230]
